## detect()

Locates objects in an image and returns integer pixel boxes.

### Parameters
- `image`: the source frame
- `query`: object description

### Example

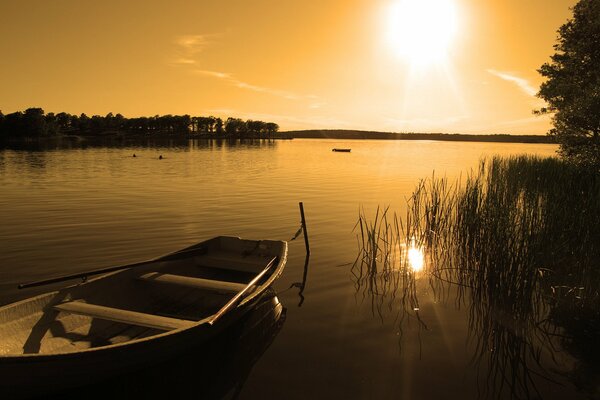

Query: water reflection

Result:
[0,136,280,152]
[351,223,583,399]
[290,254,311,307]
[406,243,425,272]
[352,208,426,330]
[352,158,600,399]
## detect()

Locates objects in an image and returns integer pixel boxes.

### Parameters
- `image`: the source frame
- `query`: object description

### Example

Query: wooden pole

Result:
[299,202,310,255]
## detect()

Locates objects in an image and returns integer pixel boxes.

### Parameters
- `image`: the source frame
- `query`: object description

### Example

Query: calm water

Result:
[2,138,588,399]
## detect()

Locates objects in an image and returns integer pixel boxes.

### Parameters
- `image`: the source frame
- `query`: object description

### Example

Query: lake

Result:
[2,138,590,399]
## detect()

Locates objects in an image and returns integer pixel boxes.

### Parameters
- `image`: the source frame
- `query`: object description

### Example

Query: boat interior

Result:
[0,237,285,356]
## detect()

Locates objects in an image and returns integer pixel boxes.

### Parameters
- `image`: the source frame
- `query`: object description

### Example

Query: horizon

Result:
[0,0,577,135]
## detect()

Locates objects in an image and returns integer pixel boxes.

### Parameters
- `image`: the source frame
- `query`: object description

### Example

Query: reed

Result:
[353,155,600,397]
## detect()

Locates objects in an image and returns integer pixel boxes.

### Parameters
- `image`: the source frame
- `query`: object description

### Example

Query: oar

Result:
[17,245,208,290]
[207,257,277,326]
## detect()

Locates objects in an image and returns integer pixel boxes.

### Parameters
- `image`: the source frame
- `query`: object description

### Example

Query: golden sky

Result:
[0,0,577,134]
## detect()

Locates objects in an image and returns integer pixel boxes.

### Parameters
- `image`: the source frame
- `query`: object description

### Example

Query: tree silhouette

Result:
[225,117,246,136]
[0,109,279,140]
[537,0,600,168]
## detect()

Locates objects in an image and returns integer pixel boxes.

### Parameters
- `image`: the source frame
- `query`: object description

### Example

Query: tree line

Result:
[0,108,279,139]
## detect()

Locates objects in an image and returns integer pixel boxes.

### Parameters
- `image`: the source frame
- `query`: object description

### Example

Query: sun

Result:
[386,0,458,67]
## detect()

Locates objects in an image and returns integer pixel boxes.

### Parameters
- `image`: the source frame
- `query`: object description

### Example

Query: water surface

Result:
[3,138,587,399]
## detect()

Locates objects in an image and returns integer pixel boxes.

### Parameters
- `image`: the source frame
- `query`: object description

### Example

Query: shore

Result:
[0,129,555,146]
[278,129,555,144]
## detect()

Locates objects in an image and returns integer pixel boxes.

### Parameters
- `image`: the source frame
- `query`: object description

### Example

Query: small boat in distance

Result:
[0,236,287,397]
[332,148,351,152]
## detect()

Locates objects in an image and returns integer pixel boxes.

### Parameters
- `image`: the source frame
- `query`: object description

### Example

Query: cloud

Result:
[487,69,538,97]
[192,68,317,101]
[171,34,216,65]
[171,34,322,103]
[194,69,232,80]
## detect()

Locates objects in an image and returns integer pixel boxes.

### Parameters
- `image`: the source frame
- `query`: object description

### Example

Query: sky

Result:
[0,0,577,134]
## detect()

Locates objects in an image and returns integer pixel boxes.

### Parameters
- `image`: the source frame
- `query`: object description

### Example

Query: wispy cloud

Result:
[193,68,319,102]
[171,34,217,66]
[194,69,232,80]
[171,34,322,104]
[309,102,327,109]
[487,69,538,97]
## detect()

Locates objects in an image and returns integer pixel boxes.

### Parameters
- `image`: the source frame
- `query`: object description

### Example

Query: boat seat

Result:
[138,272,247,294]
[54,301,195,331]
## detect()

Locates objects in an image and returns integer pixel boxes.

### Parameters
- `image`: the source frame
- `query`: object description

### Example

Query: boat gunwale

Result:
[0,237,288,361]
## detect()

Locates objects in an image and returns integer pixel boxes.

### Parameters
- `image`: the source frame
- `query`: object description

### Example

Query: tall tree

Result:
[23,108,48,136]
[265,122,279,137]
[55,112,71,132]
[225,117,246,136]
[215,117,224,135]
[537,0,600,168]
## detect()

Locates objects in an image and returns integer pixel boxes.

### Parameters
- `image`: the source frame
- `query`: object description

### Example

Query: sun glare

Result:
[386,0,458,67]
[407,245,425,272]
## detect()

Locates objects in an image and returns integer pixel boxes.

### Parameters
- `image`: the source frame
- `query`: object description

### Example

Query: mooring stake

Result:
[299,202,310,255]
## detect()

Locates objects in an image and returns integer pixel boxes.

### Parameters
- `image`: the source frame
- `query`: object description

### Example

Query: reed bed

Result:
[352,155,600,398]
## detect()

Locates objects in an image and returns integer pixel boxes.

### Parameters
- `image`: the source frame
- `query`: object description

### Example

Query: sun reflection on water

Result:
[391,241,426,272]
[407,245,425,272]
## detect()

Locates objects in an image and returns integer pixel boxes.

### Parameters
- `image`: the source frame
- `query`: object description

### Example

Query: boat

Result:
[35,288,286,399]
[0,236,287,398]
[332,148,351,152]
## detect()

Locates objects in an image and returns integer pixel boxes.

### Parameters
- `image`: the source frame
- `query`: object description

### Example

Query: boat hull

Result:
[0,236,288,398]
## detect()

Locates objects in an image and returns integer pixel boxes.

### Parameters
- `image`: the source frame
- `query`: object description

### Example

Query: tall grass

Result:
[352,155,600,397]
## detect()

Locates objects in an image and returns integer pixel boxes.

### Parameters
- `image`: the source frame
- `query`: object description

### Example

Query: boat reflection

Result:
[45,289,286,400]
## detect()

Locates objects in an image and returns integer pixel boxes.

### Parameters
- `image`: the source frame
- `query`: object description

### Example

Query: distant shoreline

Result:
[0,129,555,147]
[278,130,555,144]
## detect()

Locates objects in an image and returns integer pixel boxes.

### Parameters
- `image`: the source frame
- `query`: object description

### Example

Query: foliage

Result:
[0,108,278,139]
[537,0,600,168]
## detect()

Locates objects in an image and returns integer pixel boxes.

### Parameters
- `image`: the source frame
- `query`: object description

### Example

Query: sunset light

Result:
[2,0,597,398]
[407,244,425,272]
[0,0,573,134]
[386,0,458,66]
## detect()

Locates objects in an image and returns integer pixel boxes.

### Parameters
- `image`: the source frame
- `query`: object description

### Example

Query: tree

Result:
[215,117,224,135]
[77,113,90,133]
[225,117,246,136]
[44,112,59,135]
[23,108,48,136]
[55,112,71,132]
[537,0,600,168]
[265,122,279,137]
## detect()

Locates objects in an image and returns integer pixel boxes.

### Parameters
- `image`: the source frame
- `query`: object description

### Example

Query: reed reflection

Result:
[353,156,600,399]
[352,207,428,330]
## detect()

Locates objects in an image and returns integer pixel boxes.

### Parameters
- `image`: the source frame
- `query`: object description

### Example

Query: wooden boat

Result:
[33,288,286,399]
[332,148,351,152]
[0,236,287,397]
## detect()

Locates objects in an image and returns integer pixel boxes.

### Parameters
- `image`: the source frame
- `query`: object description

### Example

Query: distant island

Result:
[280,130,555,144]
